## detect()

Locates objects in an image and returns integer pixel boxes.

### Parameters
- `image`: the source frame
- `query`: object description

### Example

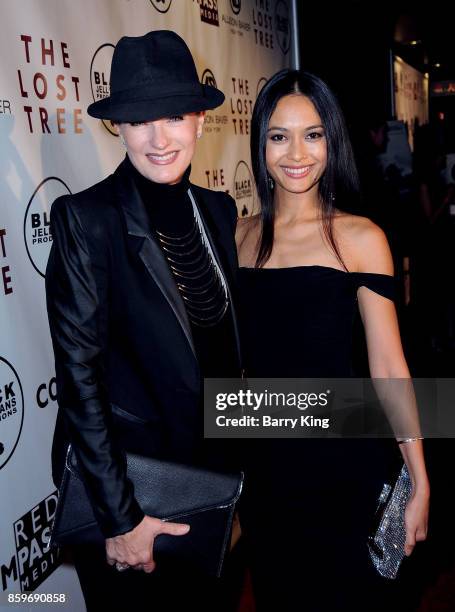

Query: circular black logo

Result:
[256,76,268,99]
[150,0,173,13]
[234,160,255,217]
[201,69,218,89]
[90,43,117,136]
[0,356,25,471]
[275,0,291,54]
[24,177,71,278]
[230,0,241,15]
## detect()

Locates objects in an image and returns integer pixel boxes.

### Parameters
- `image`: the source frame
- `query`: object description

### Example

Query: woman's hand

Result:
[404,486,429,557]
[106,515,190,572]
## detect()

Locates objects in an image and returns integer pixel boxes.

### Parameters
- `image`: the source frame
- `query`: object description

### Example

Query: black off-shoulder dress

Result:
[237,265,402,612]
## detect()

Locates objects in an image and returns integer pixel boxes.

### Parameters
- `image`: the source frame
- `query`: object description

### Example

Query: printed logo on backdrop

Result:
[1,228,14,297]
[0,492,61,593]
[201,69,228,135]
[202,69,218,90]
[150,0,173,12]
[0,357,24,471]
[204,168,226,191]
[234,160,254,216]
[90,43,116,136]
[23,177,71,278]
[252,0,274,49]
[0,99,12,115]
[275,0,290,54]
[230,77,253,135]
[231,0,241,14]
[36,377,57,409]
[193,0,219,26]
[222,0,250,36]
[17,35,82,134]
[256,76,268,98]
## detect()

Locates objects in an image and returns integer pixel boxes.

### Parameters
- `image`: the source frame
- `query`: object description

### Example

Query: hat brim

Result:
[87,85,225,123]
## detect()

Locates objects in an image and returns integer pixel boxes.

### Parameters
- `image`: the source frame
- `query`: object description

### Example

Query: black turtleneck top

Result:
[124,155,239,379]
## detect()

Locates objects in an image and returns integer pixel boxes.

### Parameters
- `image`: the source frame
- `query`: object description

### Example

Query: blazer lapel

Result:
[189,188,242,370]
[114,161,196,359]
[188,187,235,285]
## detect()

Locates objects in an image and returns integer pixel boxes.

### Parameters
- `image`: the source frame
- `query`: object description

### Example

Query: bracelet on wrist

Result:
[397,436,424,445]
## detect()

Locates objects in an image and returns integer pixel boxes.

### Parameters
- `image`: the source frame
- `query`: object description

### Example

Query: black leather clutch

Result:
[49,445,243,577]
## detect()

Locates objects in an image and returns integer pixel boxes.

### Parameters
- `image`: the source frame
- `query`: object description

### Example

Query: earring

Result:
[329,191,335,203]
[197,130,202,139]
[268,175,275,190]
[119,135,126,147]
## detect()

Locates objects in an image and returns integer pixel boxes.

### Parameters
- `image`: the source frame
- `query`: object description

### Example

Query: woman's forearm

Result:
[399,439,430,494]
[370,362,429,494]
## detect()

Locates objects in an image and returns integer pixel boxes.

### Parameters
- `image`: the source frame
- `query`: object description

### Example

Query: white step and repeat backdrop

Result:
[0,0,296,608]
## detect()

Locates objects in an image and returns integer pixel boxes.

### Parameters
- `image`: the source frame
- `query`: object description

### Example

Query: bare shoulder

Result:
[236,213,261,230]
[235,214,261,247]
[333,212,393,274]
[235,214,261,265]
[334,212,384,241]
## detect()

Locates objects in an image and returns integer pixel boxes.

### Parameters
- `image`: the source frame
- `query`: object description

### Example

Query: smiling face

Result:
[116,112,205,184]
[266,94,327,197]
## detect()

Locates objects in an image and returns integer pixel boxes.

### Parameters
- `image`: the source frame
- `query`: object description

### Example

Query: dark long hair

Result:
[251,69,361,268]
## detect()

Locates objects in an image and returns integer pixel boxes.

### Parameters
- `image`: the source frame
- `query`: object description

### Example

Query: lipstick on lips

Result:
[146,151,179,165]
[281,165,312,179]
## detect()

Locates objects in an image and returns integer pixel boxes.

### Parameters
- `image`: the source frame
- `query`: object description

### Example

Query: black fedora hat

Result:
[87,30,224,123]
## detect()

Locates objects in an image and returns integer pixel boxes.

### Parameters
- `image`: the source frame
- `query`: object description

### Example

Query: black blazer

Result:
[46,158,241,538]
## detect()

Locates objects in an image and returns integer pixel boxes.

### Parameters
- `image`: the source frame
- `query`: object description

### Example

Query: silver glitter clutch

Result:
[368,463,412,579]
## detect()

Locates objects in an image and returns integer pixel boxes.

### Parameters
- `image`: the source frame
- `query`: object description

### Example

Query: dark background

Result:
[298,1,455,134]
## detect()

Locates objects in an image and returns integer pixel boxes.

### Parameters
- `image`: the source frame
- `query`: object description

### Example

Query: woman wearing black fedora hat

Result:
[46,30,243,611]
